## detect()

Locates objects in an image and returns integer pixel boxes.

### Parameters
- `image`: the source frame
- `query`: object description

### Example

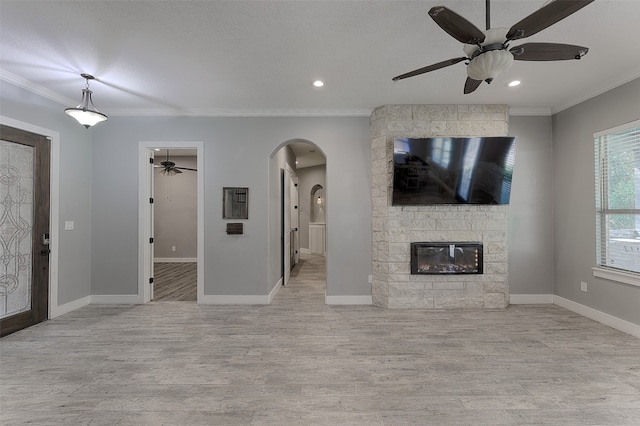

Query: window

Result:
[594,119,640,282]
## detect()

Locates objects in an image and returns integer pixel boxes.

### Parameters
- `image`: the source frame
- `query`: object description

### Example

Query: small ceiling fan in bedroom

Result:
[392,0,594,94]
[155,150,197,175]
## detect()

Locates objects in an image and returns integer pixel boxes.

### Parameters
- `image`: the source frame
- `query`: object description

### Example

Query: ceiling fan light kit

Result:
[464,28,513,83]
[65,73,108,128]
[156,150,197,175]
[393,0,594,94]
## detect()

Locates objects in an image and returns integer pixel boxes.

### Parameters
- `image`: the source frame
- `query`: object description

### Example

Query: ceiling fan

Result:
[393,0,594,94]
[155,150,197,175]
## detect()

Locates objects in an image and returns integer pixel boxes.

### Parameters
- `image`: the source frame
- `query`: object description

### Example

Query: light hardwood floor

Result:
[1,253,640,425]
[153,262,197,301]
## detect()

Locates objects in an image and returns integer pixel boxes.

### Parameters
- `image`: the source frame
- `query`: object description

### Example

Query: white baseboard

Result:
[198,295,269,305]
[510,294,554,304]
[51,295,91,318]
[554,296,640,339]
[90,295,142,304]
[325,295,373,305]
[268,278,283,303]
[154,257,197,263]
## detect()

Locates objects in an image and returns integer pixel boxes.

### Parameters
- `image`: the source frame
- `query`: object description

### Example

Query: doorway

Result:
[0,125,50,336]
[138,141,204,303]
[272,140,327,298]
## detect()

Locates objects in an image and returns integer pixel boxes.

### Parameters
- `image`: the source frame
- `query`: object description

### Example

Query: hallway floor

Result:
[1,253,640,425]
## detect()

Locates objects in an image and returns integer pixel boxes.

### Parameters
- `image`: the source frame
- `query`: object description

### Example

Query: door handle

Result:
[40,249,51,256]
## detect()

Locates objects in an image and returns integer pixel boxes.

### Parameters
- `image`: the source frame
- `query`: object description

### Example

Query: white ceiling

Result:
[1,0,639,117]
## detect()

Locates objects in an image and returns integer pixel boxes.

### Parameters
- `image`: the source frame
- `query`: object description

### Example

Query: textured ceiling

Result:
[1,0,639,116]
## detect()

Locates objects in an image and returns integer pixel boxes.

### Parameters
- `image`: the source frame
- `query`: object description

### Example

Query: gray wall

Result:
[296,164,326,250]
[1,82,92,306]
[154,155,197,259]
[6,73,637,322]
[508,115,554,295]
[91,116,372,298]
[553,77,640,326]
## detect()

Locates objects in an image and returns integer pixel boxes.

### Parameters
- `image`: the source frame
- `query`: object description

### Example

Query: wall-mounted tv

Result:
[392,137,516,205]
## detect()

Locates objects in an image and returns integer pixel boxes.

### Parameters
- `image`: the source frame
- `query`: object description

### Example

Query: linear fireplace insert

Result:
[411,242,483,275]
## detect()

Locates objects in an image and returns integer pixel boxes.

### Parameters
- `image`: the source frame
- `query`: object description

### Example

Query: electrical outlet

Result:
[171,246,176,252]
[580,281,588,292]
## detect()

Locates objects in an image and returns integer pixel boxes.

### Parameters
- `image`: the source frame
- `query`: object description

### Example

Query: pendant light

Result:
[65,73,108,128]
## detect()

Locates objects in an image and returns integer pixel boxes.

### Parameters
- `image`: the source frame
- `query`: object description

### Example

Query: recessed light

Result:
[154,148,160,151]
[508,80,521,87]
[312,80,324,88]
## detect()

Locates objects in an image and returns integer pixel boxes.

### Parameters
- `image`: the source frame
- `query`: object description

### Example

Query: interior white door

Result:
[291,176,299,265]
[148,150,155,301]
[283,169,291,285]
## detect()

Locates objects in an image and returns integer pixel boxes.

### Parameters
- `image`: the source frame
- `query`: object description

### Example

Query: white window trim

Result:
[593,118,640,285]
[592,267,640,288]
[594,119,640,138]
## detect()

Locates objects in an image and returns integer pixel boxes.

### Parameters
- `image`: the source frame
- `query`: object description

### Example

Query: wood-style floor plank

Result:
[2,253,640,425]
[153,262,196,301]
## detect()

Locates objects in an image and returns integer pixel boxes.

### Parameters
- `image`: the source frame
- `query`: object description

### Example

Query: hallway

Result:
[1,253,640,425]
[276,252,326,304]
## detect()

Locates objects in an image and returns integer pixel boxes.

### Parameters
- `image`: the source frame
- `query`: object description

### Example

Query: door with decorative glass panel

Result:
[0,125,50,337]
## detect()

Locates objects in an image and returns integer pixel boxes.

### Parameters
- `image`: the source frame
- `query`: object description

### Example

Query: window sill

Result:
[592,267,640,288]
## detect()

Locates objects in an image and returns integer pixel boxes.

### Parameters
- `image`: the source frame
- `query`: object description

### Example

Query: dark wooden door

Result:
[0,125,50,337]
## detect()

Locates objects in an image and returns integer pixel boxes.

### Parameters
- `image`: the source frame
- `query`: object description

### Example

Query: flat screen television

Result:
[392,137,516,205]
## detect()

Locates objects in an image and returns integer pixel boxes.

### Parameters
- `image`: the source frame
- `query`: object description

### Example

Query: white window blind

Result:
[594,119,640,276]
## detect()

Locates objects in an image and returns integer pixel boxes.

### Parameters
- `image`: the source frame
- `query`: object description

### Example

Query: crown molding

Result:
[508,107,552,116]
[551,68,640,115]
[106,108,374,117]
[0,69,75,106]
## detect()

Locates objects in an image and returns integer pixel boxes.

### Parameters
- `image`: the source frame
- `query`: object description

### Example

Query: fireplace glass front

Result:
[411,242,483,275]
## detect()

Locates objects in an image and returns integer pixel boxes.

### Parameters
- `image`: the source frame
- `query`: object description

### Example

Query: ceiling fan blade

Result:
[510,42,588,61]
[393,57,467,81]
[506,0,595,41]
[429,6,486,44]
[178,167,197,171]
[463,77,482,94]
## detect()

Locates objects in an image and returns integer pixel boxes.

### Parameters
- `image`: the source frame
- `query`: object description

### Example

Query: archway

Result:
[268,139,327,302]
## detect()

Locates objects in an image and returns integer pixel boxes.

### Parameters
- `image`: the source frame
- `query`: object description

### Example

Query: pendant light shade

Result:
[462,28,514,84]
[65,74,108,128]
[466,50,514,83]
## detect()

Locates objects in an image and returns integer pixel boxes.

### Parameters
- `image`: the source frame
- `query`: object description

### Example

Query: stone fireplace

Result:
[370,104,510,309]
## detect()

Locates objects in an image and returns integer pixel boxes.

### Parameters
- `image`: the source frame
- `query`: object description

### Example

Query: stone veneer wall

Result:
[371,105,510,309]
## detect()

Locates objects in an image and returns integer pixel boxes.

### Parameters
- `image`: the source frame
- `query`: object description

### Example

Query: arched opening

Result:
[268,139,327,303]
[310,184,325,223]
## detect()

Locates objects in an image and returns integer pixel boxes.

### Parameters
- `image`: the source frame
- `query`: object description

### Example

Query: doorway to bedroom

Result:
[152,148,198,301]
[138,141,204,304]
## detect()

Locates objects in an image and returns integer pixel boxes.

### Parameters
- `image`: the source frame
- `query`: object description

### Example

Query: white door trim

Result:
[138,141,204,303]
